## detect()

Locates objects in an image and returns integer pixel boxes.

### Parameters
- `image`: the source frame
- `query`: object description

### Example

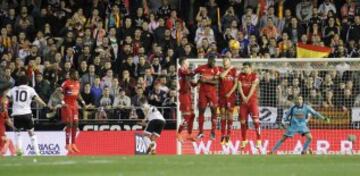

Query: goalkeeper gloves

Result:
[323,117,331,123]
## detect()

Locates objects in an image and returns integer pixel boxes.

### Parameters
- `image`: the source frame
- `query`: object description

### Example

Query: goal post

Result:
[177,58,360,155]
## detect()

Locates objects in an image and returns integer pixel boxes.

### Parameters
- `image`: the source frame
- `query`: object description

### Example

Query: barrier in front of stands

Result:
[4,130,360,156]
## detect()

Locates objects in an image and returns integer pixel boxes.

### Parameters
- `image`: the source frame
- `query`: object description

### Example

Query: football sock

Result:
[15,132,22,152]
[211,115,217,133]
[227,119,233,136]
[240,123,247,141]
[302,137,312,153]
[65,127,71,144]
[30,135,39,155]
[221,119,226,136]
[272,139,284,152]
[187,114,195,134]
[254,122,261,140]
[71,126,77,144]
[198,114,205,133]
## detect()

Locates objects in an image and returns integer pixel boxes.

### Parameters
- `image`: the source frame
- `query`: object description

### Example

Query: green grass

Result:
[0,155,359,176]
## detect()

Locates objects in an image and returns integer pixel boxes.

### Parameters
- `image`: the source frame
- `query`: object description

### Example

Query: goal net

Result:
[177,58,360,155]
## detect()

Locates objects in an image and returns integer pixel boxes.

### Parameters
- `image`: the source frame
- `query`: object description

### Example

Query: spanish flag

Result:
[296,43,332,58]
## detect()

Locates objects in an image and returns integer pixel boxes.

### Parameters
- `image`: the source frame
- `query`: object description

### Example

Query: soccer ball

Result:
[229,40,240,50]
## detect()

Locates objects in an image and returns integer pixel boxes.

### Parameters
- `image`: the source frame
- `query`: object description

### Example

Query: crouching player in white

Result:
[139,97,166,155]
[270,96,330,155]
[6,76,47,156]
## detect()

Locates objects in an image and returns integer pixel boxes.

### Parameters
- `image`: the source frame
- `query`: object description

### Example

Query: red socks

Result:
[71,126,77,144]
[211,115,217,133]
[254,122,261,140]
[187,114,195,134]
[198,114,204,133]
[65,127,71,144]
[241,123,247,141]
[227,119,233,136]
[221,119,226,136]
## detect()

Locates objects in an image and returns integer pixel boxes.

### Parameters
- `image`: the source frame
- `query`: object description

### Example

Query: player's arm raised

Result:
[307,105,330,122]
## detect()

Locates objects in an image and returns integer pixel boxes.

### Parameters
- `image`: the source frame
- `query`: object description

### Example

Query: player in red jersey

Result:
[193,55,219,139]
[218,58,238,145]
[0,86,16,156]
[177,57,197,142]
[61,70,86,153]
[237,62,261,149]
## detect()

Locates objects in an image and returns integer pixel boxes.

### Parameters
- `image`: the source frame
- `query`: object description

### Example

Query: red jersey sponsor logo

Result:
[61,80,80,107]
[219,67,237,96]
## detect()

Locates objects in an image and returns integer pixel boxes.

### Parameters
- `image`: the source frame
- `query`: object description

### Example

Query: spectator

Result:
[80,64,96,88]
[47,88,64,120]
[318,0,337,19]
[101,69,114,89]
[322,90,335,108]
[162,89,177,119]
[113,88,131,119]
[296,0,313,23]
[341,0,356,20]
[81,83,96,119]
[91,76,103,107]
[34,72,51,103]
[132,86,146,119]
[98,87,114,119]
[148,82,166,106]
[260,71,278,106]
[306,89,323,107]
[119,69,136,96]
[338,88,355,112]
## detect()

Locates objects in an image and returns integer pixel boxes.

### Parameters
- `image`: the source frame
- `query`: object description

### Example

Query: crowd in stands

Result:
[0,0,360,121]
[258,67,360,110]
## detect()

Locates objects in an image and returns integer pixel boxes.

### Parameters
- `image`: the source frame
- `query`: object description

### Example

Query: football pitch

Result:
[0,155,359,176]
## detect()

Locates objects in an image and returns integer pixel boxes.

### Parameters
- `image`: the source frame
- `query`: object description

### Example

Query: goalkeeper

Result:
[270,96,330,155]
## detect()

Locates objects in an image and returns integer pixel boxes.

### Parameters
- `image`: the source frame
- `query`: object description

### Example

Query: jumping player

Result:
[61,70,86,153]
[193,55,219,140]
[270,96,330,155]
[6,75,47,155]
[177,57,197,142]
[218,58,237,145]
[237,62,261,149]
[140,97,166,155]
[0,85,16,156]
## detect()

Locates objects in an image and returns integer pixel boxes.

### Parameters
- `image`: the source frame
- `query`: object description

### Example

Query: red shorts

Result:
[179,93,192,113]
[0,127,5,143]
[61,106,79,123]
[219,94,236,109]
[1,112,8,137]
[239,101,259,121]
[198,90,218,109]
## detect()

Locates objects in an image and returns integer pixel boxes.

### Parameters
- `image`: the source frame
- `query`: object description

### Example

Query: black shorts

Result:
[13,114,34,130]
[144,119,165,137]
